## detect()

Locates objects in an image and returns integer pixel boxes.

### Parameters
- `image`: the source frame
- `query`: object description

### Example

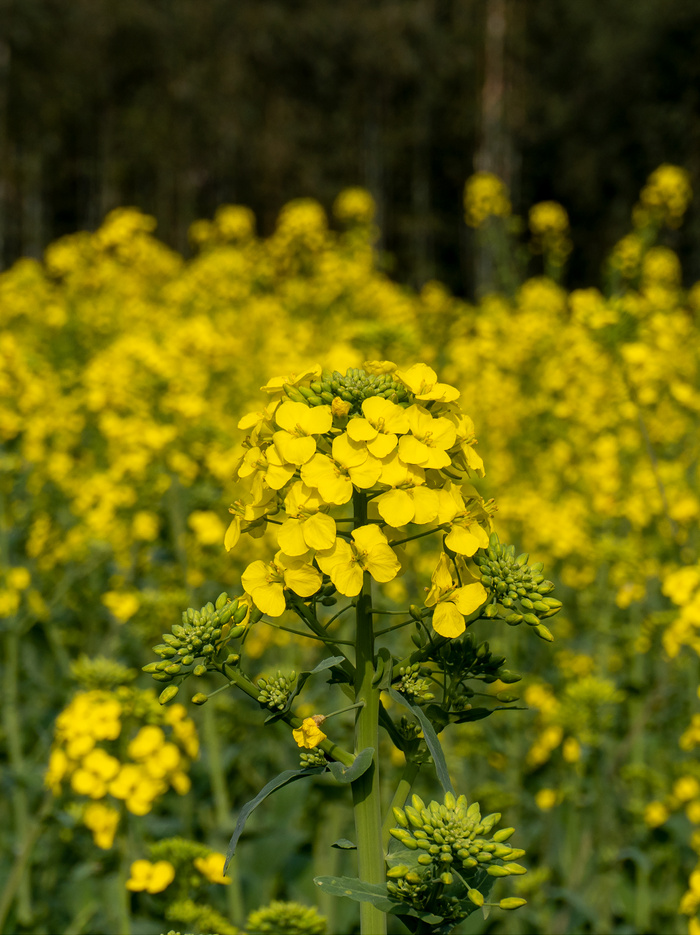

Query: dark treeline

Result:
[1,0,700,296]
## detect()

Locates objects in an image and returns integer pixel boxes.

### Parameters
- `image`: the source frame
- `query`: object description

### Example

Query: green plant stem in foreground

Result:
[351,491,387,935]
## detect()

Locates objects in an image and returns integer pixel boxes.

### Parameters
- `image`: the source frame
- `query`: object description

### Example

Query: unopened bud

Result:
[499,897,527,910]
[159,685,180,705]
[192,692,208,705]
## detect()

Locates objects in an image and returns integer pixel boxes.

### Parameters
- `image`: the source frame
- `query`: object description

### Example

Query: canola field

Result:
[2,168,700,934]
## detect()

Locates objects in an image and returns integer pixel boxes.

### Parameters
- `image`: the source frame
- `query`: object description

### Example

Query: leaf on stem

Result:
[327,746,374,783]
[224,766,325,871]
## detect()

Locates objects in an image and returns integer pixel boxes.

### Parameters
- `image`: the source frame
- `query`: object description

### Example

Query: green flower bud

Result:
[467,889,484,907]
[500,897,527,910]
[191,692,208,705]
[417,854,433,865]
[193,664,207,677]
[496,691,520,703]
[393,807,409,828]
[164,663,182,675]
[142,662,160,673]
[505,863,527,874]
[159,685,180,705]
[387,865,410,878]
[492,827,515,843]
[533,623,554,642]
[487,865,509,877]
[440,872,453,885]
[215,592,228,610]
[522,613,540,626]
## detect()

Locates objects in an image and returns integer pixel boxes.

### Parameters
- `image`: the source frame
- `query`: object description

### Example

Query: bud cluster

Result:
[387,792,527,919]
[392,663,435,702]
[284,367,409,414]
[299,749,327,769]
[257,671,297,710]
[144,592,248,685]
[476,536,562,642]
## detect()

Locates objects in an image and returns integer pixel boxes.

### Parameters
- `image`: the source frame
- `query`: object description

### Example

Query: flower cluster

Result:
[45,688,198,848]
[229,362,493,639]
[463,173,512,228]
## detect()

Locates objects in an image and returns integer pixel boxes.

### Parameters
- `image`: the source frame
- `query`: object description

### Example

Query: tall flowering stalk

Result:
[145,362,561,934]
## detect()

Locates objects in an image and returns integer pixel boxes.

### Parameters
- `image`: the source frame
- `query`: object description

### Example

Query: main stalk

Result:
[351,491,387,935]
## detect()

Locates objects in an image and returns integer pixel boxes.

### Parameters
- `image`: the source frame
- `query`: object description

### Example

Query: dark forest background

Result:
[1,0,700,297]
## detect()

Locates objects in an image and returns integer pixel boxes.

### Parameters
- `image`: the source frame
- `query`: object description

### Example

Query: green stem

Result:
[260,617,354,646]
[2,628,32,925]
[117,829,132,935]
[389,527,442,548]
[382,760,420,851]
[0,793,52,933]
[351,491,387,935]
[202,704,244,925]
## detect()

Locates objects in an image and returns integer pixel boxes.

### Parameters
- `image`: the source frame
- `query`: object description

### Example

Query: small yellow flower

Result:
[125,859,176,893]
[398,405,456,470]
[194,852,231,885]
[395,364,460,403]
[273,401,332,465]
[301,434,381,504]
[346,396,409,458]
[316,525,401,596]
[375,452,437,527]
[83,802,120,850]
[535,789,558,811]
[643,800,669,828]
[293,716,327,749]
[242,551,322,617]
[424,553,487,637]
[277,482,336,555]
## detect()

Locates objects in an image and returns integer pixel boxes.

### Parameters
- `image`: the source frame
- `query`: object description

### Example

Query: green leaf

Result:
[452,705,527,724]
[372,647,394,690]
[327,746,374,783]
[331,838,357,850]
[313,876,445,924]
[313,876,398,913]
[264,655,345,723]
[387,687,455,795]
[224,766,325,871]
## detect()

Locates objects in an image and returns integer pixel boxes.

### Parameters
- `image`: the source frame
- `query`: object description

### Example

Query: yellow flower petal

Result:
[277,518,309,556]
[378,488,414,527]
[302,512,336,550]
[444,525,482,556]
[346,418,378,442]
[432,601,466,638]
[452,582,488,615]
[292,717,327,749]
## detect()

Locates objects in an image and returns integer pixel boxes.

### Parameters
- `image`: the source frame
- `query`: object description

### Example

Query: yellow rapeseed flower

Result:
[194,852,232,885]
[424,554,487,638]
[83,802,120,850]
[292,716,327,749]
[242,551,322,617]
[395,363,460,403]
[301,434,382,504]
[125,859,176,893]
[316,524,401,597]
[278,482,336,554]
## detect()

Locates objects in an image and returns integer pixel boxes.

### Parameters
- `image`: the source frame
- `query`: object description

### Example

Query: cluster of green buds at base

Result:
[143,592,248,692]
[245,900,327,935]
[476,534,562,642]
[299,748,328,770]
[392,663,435,702]
[284,367,409,414]
[257,671,297,710]
[387,792,527,918]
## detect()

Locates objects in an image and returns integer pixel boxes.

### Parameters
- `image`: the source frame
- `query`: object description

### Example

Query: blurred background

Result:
[2,0,700,292]
[3,3,700,935]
